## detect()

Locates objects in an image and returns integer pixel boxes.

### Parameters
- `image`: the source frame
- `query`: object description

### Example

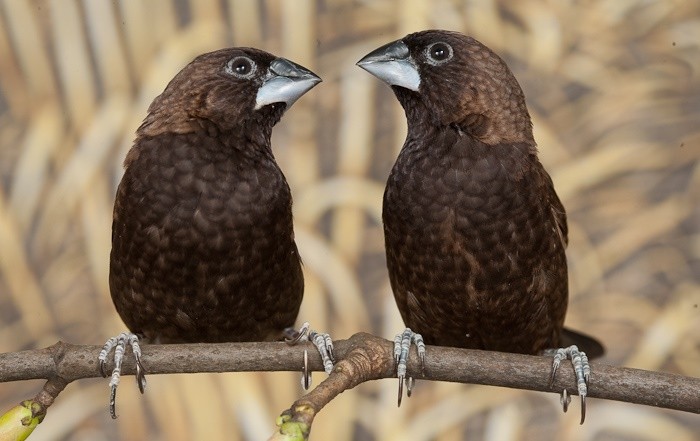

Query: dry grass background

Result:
[0,0,698,440]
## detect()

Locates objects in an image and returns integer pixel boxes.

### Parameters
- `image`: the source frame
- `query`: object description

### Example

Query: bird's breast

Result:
[383,136,565,351]
[110,133,302,343]
[385,138,527,232]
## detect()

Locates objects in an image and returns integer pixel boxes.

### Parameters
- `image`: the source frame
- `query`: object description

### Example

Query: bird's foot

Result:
[284,322,334,390]
[98,332,146,419]
[394,328,425,407]
[546,345,590,424]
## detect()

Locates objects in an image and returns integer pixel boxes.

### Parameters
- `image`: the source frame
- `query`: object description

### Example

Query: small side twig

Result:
[271,333,395,440]
[33,375,68,415]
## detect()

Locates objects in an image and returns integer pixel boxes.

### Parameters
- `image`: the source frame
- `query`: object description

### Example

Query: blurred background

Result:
[0,0,698,440]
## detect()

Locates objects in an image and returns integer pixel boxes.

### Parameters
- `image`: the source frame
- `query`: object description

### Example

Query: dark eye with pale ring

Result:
[225,56,257,79]
[426,42,453,64]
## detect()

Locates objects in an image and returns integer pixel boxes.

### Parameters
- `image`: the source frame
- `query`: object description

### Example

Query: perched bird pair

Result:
[102,30,603,424]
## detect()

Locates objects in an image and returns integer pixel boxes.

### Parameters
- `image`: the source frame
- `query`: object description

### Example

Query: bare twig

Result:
[270,332,397,440]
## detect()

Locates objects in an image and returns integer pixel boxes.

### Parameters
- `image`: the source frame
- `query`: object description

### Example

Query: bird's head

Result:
[358,30,534,145]
[138,47,321,139]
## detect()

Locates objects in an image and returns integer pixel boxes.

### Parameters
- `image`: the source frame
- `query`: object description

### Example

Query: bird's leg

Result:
[545,345,589,424]
[394,328,425,407]
[98,332,147,419]
[284,322,335,389]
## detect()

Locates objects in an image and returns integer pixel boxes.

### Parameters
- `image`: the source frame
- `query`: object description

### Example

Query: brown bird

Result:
[100,47,321,418]
[358,30,603,422]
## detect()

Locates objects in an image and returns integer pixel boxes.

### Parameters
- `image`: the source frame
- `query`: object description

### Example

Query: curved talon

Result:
[99,360,108,378]
[397,376,404,407]
[560,388,570,413]
[135,357,147,394]
[406,376,415,398]
[109,384,118,419]
[301,349,311,390]
[580,395,586,425]
[285,322,310,345]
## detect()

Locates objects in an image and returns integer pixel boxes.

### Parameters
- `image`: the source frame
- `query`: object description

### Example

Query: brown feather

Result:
[380,30,603,356]
[109,48,313,343]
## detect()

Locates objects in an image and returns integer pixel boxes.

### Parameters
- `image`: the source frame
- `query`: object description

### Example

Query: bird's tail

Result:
[561,328,605,359]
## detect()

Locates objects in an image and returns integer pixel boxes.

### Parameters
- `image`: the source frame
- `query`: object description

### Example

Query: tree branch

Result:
[1,333,698,439]
[266,333,699,439]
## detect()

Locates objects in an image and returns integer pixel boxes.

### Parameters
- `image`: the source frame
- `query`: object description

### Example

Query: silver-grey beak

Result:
[255,58,321,110]
[356,40,420,92]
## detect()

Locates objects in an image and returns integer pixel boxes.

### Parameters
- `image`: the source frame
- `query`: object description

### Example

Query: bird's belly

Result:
[110,189,303,343]
[384,177,564,353]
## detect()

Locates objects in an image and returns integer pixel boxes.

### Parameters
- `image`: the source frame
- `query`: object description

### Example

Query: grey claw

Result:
[109,385,118,419]
[100,332,147,418]
[287,322,334,379]
[548,345,590,423]
[406,376,414,398]
[135,358,147,394]
[285,322,310,345]
[301,349,311,390]
[393,328,424,407]
[286,323,312,389]
[327,341,335,363]
[549,367,557,387]
[560,388,570,413]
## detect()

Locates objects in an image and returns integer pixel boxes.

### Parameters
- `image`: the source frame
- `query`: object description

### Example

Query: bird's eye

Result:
[225,56,257,79]
[426,42,453,64]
